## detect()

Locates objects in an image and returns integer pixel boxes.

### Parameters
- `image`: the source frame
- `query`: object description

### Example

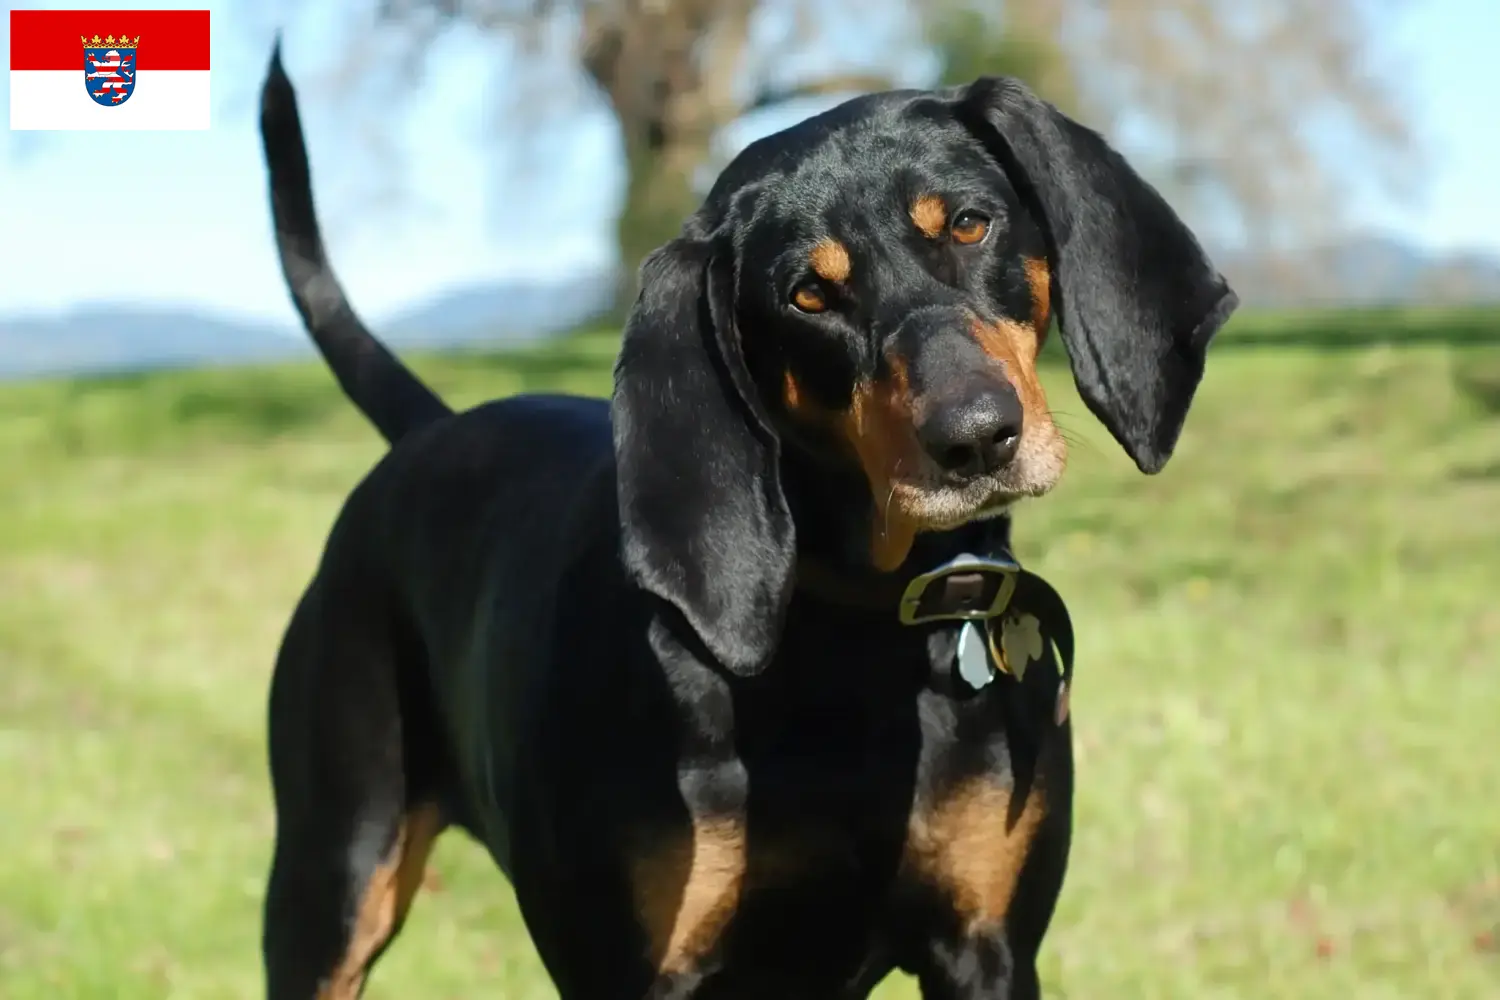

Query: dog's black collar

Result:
[796,549,1074,722]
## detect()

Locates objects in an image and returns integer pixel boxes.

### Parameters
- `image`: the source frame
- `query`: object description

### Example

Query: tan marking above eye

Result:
[792,283,827,313]
[910,194,948,239]
[952,211,990,245]
[809,238,852,283]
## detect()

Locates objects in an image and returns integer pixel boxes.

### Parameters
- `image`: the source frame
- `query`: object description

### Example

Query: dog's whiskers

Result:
[1048,410,1100,457]
[880,459,903,537]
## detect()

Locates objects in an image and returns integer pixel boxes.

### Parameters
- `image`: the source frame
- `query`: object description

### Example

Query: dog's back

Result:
[258,38,626,767]
[258,47,661,995]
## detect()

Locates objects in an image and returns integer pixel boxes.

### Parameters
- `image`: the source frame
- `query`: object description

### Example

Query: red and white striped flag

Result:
[9,9,210,131]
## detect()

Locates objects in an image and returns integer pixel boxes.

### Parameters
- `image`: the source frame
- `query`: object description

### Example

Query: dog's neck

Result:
[778,448,1015,611]
[771,449,1074,711]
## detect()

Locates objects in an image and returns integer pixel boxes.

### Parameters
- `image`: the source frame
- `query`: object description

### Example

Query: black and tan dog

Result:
[257,39,1235,1000]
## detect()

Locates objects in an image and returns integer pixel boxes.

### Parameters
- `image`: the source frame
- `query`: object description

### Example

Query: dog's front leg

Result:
[916,930,1040,1000]
[902,768,1065,1000]
[628,753,751,996]
[642,969,713,1000]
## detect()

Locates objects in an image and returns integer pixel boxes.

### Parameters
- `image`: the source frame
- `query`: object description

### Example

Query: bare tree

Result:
[313,0,1416,309]
[323,0,926,307]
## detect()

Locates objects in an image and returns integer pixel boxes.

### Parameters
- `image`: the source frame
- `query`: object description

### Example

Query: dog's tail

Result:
[257,41,451,445]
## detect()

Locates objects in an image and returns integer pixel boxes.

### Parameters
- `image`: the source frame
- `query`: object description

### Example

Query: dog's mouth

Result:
[783,380,1069,569]
[863,436,1065,571]
[889,428,1066,521]
[887,476,1022,529]
[863,477,1017,571]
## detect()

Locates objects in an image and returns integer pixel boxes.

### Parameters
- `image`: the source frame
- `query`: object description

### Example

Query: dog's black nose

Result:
[918,381,1023,476]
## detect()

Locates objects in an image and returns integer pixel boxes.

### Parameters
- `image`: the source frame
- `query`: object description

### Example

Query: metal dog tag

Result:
[956,620,994,690]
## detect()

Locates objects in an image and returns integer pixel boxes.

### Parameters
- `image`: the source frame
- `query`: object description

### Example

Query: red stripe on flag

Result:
[9,9,210,72]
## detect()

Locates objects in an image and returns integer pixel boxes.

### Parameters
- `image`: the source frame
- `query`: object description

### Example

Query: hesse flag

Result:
[9,9,210,130]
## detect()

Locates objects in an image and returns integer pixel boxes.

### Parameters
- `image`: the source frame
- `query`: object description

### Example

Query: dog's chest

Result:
[626,689,1062,987]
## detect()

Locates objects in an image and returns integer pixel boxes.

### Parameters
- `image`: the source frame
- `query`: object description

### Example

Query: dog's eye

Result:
[951,210,991,246]
[791,283,828,314]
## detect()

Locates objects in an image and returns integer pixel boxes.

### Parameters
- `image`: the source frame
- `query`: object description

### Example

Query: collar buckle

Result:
[897,551,1021,625]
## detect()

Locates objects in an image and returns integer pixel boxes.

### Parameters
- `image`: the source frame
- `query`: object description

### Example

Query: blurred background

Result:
[1,0,1496,997]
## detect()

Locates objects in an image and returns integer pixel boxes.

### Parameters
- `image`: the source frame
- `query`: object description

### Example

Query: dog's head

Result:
[613,76,1238,676]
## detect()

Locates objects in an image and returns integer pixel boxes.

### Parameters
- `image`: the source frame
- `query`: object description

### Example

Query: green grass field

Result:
[1,309,1498,998]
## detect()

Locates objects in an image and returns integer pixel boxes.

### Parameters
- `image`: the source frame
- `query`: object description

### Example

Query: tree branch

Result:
[747,72,898,112]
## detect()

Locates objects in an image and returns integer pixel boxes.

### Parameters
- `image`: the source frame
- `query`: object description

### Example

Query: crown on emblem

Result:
[80,34,141,49]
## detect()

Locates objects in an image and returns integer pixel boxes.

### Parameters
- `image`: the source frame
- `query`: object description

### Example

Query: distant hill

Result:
[382,278,613,348]
[1220,235,1500,308]
[3,237,1498,382]
[0,274,614,381]
[0,308,312,381]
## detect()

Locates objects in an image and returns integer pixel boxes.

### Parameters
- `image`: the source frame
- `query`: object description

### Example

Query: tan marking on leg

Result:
[911,194,948,239]
[631,817,746,974]
[1023,257,1051,334]
[318,803,444,1000]
[905,778,1047,932]
[810,238,852,283]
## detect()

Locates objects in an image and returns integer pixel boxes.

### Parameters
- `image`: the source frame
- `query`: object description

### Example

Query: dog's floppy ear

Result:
[956,77,1239,473]
[612,236,795,677]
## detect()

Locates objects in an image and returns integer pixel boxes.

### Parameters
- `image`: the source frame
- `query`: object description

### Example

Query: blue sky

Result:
[2,0,1497,330]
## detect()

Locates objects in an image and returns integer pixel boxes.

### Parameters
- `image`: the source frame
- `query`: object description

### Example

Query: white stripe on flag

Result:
[9,70,210,131]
